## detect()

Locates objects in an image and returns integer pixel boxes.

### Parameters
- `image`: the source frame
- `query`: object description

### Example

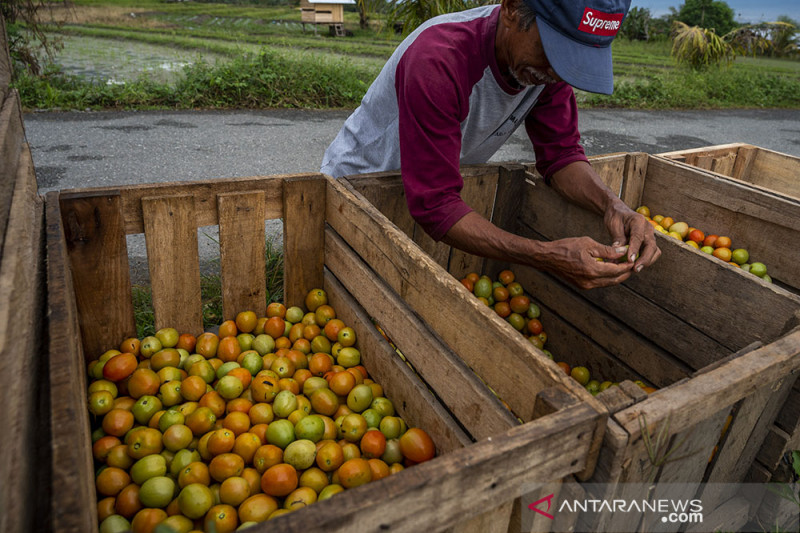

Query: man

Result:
[321,0,660,289]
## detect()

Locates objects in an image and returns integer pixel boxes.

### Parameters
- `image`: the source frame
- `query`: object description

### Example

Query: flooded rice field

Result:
[48,34,241,84]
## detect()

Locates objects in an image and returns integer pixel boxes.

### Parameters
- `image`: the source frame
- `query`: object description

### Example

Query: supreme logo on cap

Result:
[578,8,624,36]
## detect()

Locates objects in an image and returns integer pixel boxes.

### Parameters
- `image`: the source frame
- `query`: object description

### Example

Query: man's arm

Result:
[441,160,660,289]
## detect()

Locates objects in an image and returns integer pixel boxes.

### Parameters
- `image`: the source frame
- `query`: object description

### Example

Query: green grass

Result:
[12,2,800,111]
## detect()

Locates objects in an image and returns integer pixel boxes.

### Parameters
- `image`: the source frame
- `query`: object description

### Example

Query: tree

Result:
[387,0,490,36]
[670,20,734,69]
[676,0,737,36]
[621,6,651,41]
[356,0,389,30]
[723,18,798,58]
[1,0,67,75]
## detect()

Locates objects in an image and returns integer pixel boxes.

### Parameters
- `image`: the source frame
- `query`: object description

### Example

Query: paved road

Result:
[22,107,800,282]
[23,108,800,193]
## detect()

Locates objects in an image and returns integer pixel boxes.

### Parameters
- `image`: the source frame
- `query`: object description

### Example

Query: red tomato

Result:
[399,428,435,463]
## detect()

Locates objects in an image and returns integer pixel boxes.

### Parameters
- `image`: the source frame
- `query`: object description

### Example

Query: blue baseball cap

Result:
[523,0,631,94]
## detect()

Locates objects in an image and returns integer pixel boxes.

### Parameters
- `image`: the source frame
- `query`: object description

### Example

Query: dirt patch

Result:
[37,5,175,29]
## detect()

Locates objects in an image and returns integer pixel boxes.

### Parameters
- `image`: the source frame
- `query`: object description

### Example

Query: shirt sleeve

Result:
[395,42,474,242]
[525,82,588,183]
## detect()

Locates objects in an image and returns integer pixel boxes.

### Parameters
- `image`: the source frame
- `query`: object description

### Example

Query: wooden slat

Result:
[327,177,599,418]
[218,191,267,320]
[515,265,691,386]
[445,169,499,278]
[60,174,294,235]
[0,90,24,255]
[45,192,97,533]
[281,175,326,309]
[615,328,800,441]
[483,164,527,279]
[60,192,137,358]
[0,146,47,533]
[619,152,648,208]
[142,194,203,335]
[324,269,472,453]
[748,147,800,197]
[709,152,736,176]
[641,156,800,291]
[701,375,795,511]
[324,228,519,439]
[345,175,415,239]
[731,145,757,181]
[265,402,598,533]
[0,15,10,101]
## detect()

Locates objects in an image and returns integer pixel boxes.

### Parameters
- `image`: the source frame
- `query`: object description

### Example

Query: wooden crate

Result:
[343,157,800,532]
[0,16,50,533]
[44,174,605,532]
[658,143,800,202]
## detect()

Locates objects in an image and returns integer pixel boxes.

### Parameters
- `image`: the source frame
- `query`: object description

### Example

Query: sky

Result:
[631,0,799,23]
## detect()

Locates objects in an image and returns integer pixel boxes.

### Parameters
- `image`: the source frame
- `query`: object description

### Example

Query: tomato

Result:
[102,353,138,382]
[399,428,435,463]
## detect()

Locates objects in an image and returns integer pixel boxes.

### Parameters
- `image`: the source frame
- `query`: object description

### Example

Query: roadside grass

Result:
[13,2,800,111]
[132,238,285,338]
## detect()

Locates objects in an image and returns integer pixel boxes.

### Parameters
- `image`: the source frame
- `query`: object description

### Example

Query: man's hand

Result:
[533,236,636,289]
[602,199,661,274]
[549,161,661,276]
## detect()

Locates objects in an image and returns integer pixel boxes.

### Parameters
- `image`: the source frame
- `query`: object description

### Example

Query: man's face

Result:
[499,6,563,87]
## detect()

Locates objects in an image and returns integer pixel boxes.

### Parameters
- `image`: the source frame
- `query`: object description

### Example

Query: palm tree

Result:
[670,20,734,69]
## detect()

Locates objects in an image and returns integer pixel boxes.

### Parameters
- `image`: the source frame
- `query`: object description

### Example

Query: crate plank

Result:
[265,401,599,533]
[282,175,326,308]
[0,15,10,101]
[142,194,203,335]
[323,269,472,452]
[60,192,137,358]
[0,90,24,255]
[731,145,757,181]
[45,192,97,533]
[515,265,691,386]
[748,148,800,195]
[618,152,648,208]
[482,165,527,279]
[642,156,800,290]
[445,169,499,278]
[0,146,46,533]
[218,191,267,319]
[517,168,800,358]
[61,174,290,235]
[324,227,519,439]
[710,151,736,176]
[701,376,795,512]
[616,329,800,441]
[346,176,415,239]
[326,177,601,421]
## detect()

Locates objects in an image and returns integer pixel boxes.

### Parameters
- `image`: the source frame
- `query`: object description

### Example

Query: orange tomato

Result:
[96,466,131,497]
[261,463,298,497]
[217,336,242,364]
[235,311,258,333]
[102,353,138,382]
[360,429,387,459]
[336,458,372,489]
[196,332,220,358]
[127,368,161,399]
[101,409,134,437]
[209,453,245,482]
[399,428,435,463]
[130,508,168,533]
[715,236,732,249]
[175,333,197,353]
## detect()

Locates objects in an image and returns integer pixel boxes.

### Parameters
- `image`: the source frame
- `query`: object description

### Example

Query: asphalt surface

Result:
[22,107,800,282]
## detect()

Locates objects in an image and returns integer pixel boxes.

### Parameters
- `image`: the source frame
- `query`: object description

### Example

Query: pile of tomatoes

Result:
[86,289,436,533]
[637,205,771,282]
[459,269,551,354]
[459,269,657,397]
